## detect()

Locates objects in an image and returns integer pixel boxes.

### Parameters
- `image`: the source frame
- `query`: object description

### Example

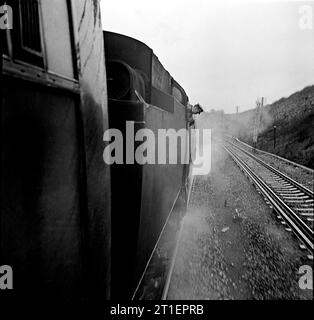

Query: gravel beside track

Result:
[167,140,313,300]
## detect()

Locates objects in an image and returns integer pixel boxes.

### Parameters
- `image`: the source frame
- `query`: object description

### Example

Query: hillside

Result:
[197,85,314,169]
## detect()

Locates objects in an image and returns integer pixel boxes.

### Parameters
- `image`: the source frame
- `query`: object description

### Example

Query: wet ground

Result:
[167,140,313,300]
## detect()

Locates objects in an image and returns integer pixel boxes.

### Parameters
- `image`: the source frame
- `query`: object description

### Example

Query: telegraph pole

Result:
[273,126,277,149]
[252,97,264,152]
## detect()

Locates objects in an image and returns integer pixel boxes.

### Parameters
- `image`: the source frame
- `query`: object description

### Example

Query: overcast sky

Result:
[101,0,314,113]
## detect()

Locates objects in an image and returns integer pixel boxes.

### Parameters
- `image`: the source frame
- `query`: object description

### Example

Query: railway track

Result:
[134,140,313,299]
[224,139,313,258]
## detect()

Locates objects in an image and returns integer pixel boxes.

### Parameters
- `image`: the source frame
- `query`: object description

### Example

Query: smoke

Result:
[195,106,274,143]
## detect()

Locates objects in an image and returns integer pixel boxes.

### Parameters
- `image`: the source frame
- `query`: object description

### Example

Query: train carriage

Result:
[1,0,111,302]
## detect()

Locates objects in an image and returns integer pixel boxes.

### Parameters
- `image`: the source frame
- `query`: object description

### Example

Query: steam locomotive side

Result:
[104,31,191,299]
[1,0,193,303]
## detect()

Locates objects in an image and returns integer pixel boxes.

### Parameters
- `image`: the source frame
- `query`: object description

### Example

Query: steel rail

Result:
[226,135,314,174]
[224,145,313,252]
[226,139,313,198]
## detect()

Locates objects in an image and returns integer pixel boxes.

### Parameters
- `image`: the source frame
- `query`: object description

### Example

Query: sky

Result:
[100,0,314,113]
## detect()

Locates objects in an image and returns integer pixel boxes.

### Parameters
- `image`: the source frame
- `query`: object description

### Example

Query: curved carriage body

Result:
[1,0,110,302]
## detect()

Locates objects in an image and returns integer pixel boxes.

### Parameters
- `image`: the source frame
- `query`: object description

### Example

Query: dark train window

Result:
[7,0,44,67]
[19,0,42,53]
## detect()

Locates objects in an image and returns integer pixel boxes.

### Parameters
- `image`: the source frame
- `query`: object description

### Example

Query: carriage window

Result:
[4,0,77,81]
[19,0,42,54]
[9,0,45,67]
[41,0,75,79]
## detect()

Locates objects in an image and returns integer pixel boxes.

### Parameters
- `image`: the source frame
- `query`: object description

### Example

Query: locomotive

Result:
[1,0,194,303]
